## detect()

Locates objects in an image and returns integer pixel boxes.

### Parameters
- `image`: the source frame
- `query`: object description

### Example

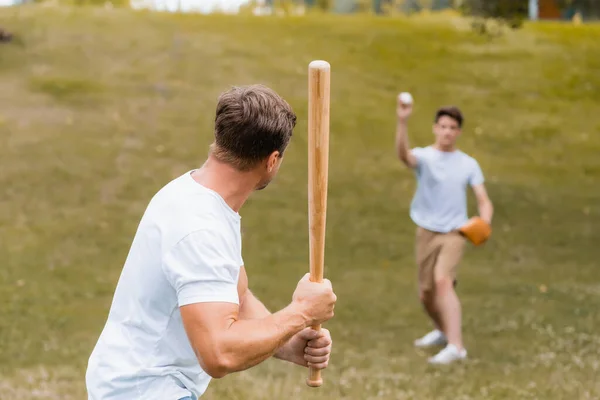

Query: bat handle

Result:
[306,323,323,387]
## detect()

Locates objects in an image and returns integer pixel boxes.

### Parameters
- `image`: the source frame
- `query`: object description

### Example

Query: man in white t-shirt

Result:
[395,96,493,365]
[86,84,337,399]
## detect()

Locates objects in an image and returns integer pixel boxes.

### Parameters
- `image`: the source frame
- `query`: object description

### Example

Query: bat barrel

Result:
[306,60,330,388]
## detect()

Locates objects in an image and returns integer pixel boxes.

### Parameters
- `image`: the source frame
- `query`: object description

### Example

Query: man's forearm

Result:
[239,290,271,320]
[209,303,307,377]
[479,200,494,224]
[395,119,410,159]
[396,119,417,169]
[239,290,293,361]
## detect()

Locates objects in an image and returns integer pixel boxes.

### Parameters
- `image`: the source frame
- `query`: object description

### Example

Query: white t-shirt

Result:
[86,170,244,400]
[409,146,484,233]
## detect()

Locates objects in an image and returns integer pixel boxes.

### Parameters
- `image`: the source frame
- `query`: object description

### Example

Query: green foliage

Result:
[460,0,528,21]
[556,0,600,19]
[314,0,331,10]
[459,0,528,37]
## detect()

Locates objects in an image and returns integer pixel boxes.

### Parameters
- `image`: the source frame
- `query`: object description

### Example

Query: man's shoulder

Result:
[150,173,230,217]
[146,175,239,251]
[175,226,232,249]
[455,151,485,184]
[168,209,236,248]
[455,149,480,164]
[411,145,434,160]
[145,171,191,208]
[412,145,433,153]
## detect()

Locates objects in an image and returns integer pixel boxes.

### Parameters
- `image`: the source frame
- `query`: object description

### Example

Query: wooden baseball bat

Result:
[306,60,331,388]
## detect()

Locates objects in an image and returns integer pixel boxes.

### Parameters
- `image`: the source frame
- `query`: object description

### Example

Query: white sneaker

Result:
[414,329,447,348]
[428,344,467,365]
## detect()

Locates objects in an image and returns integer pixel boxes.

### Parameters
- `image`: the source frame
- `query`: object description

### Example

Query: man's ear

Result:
[267,150,280,173]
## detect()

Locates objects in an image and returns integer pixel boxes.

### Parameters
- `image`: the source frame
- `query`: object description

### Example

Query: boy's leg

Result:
[414,227,447,347]
[434,278,463,349]
[428,231,467,364]
[433,231,466,348]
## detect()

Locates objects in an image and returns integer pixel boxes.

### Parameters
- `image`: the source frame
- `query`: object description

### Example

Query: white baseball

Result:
[399,92,413,105]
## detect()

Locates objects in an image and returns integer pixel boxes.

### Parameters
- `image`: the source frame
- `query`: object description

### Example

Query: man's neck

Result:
[433,143,457,153]
[190,157,259,213]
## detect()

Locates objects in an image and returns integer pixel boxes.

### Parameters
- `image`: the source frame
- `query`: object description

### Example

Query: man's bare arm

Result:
[472,183,494,224]
[237,267,271,320]
[239,289,271,320]
[180,274,336,379]
[180,301,306,379]
[396,119,418,168]
[237,273,328,363]
[395,95,417,168]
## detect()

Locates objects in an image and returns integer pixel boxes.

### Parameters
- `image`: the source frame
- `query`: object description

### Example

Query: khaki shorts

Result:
[416,226,466,292]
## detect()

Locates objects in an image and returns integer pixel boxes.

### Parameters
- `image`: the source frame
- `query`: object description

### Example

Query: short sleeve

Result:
[469,159,485,186]
[162,230,240,307]
[410,147,426,166]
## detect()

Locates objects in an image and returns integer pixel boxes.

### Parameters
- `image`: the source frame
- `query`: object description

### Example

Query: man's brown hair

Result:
[434,106,463,128]
[211,84,297,171]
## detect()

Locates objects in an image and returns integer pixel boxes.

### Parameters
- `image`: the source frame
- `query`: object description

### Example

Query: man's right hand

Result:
[395,95,417,168]
[292,273,337,327]
[397,94,413,121]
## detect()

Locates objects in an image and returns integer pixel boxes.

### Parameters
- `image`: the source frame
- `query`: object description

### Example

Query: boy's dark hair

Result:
[434,106,463,128]
[211,84,297,171]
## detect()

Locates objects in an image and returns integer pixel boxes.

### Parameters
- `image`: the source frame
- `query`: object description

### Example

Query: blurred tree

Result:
[556,0,600,19]
[356,0,374,13]
[431,0,452,9]
[460,0,528,22]
[308,0,457,14]
[460,0,529,31]
[314,0,331,10]
[0,27,13,43]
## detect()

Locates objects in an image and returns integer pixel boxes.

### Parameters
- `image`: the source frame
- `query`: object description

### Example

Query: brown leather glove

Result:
[459,217,491,246]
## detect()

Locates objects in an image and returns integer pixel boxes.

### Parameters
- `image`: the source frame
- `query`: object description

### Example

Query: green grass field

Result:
[0,5,599,399]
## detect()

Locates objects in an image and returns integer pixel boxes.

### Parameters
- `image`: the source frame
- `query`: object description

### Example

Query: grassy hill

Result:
[0,6,599,399]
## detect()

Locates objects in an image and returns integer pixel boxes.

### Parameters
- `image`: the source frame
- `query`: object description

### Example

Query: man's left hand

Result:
[276,327,332,370]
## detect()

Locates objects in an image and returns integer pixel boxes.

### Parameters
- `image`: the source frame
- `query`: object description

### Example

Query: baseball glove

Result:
[459,217,491,246]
